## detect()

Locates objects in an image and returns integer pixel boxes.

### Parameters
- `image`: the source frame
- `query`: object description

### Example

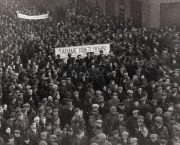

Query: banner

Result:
[55,44,110,58]
[17,11,49,20]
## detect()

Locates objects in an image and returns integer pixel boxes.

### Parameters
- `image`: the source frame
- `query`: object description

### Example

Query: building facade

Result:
[96,0,180,28]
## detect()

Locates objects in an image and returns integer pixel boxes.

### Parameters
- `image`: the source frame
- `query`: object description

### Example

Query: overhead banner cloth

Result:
[17,11,49,20]
[55,44,110,58]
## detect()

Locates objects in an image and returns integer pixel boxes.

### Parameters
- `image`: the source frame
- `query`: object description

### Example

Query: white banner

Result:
[17,11,49,20]
[55,44,110,58]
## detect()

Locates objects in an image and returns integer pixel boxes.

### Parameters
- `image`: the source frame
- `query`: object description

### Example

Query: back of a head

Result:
[39,140,48,145]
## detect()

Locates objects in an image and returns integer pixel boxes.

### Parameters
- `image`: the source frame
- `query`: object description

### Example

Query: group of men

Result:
[0,0,180,145]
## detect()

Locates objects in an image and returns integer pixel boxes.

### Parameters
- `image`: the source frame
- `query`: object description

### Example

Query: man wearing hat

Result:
[108,130,121,145]
[108,93,120,108]
[60,99,74,128]
[14,129,22,145]
[49,135,58,145]
[148,134,159,145]
[136,127,149,145]
[14,112,28,135]
[66,77,75,93]
[157,92,169,111]
[97,95,109,119]
[6,112,16,130]
[104,106,119,136]
[95,133,112,145]
[20,135,32,145]
[6,135,15,145]
[127,110,139,136]
[129,138,138,145]
[151,116,169,140]
[135,116,145,133]
[159,139,168,145]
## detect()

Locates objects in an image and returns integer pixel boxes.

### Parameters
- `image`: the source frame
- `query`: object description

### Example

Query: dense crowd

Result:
[0,0,180,145]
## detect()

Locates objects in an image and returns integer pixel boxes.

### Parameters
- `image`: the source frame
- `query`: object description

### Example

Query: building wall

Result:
[160,3,180,27]
[141,0,180,28]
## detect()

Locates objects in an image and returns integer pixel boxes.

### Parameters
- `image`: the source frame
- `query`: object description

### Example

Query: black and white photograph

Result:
[0,0,180,145]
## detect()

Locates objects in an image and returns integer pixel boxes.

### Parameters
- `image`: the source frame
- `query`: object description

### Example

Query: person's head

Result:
[132,110,139,118]
[167,107,174,115]
[54,118,60,126]
[117,86,123,93]
[40,132,48,140]
[121,131,129,140]
[6,127,11,134]
[8,135,14,143]
[73,91,79,98]
[97,133,106,143]
[95,119,103,128]
[161,92,167,99]
[18,113,24,120]
[24,135,30,144]
[141,128,148,137]
[155,116,163,128]
[39,140,48,145]
[127,90,133,96]
[119,114,124,121]
[31,122,37,129]
[159,139,168,145]
[134,100,139,107]
[34,116,40,124]
[137,117,144,126]
[155,108,163,115]
[112,130,119,137]
[129,138,138,145]
[150,134,158,142]
[110,106,117,114]
[14,130,21,138]
[52,109,59,116]
[62,127,68,136]
[46,123,52,131]
[61,80,66,86]
[66,77,71,84]
[67,127,74,136]
[151,98,158,105]
[41,117,46,124]
[49,135,57,142]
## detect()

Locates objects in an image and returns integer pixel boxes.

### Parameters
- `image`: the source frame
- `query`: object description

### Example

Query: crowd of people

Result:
[0,0,180,145]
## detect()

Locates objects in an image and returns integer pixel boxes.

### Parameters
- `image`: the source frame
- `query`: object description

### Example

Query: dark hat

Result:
[129,138,138,144]
[61,79,66,83]
[159,139,168,144]
[15,107,21,112]
[14,129,21,134]
[119,102,124,106]
[40,131,48,137]
[52,109,59,113]
[132,110,139,114]
[66,77,71,80]
[50,134,57,139]
[23,103,30,108]
[119,114,124,118]
[74,108,80,113]
[73,91,79,95]
[150,134,158,139]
